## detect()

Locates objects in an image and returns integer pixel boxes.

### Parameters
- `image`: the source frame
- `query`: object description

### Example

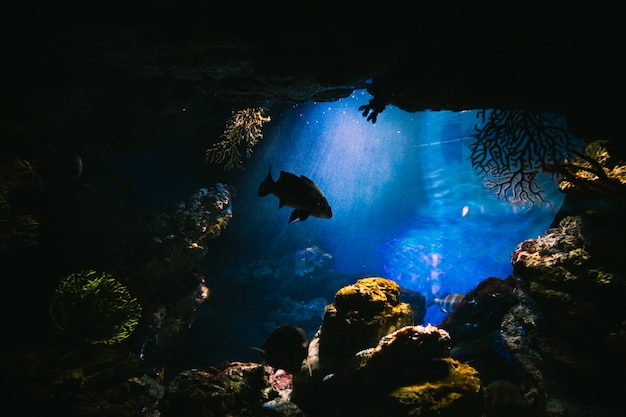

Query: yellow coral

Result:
[387,358,482,416]
[205,107,271,171]
[557,140,626,195]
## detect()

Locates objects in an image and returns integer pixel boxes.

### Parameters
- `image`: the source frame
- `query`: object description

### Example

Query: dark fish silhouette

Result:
[258,167,332,223]
[483,379,546,417]
[433,293,465,313]
[252,325,311,375]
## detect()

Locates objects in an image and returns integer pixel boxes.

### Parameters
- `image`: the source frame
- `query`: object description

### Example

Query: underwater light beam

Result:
[239,91,565,324]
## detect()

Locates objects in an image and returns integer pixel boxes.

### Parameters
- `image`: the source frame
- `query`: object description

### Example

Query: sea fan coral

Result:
[469,109,580,205]
[50,270,143,345]
[205,107,271,171]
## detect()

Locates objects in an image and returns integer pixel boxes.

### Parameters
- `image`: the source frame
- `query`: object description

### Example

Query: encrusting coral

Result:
[157,277,484,417]
[316,277,414,373]
[542,139,626,204]
[290,278,483,417]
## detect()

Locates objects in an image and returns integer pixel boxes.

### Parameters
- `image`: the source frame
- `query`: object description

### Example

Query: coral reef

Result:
[205,107,271,171]
[293,291,483,417]
[505,214,625,415]
[38,346,165,417]
[11,212,626,416]
[511,214,626,338]
[438,277,519,344]
[382,358,482,417]
[542,139,626,205]
[431,212,626,416]
[116,183,232,349]
[49,270,143,345]
[316,277,414,374]
[469,109,580,206]
[296,353,483,417]
[293,245,333,277]
[155,278,484,417]
[144,184,233,280]
[5,7,624,416]
[349,325,452,382]
[160,362,284,417]
[20,183,233,413]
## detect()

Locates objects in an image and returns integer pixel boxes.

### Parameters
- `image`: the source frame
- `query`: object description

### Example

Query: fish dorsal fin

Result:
[279,171,298,180]
[300,175,314,184]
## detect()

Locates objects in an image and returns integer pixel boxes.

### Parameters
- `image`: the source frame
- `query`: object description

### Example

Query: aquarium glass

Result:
[168,90,565,370]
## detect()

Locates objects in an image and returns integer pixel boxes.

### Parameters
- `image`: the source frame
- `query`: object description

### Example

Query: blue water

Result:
[73,91,568,371]
[224,90,564,325]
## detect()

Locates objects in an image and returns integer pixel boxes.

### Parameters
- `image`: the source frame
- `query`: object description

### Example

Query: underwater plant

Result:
[50,270,143,345]
[205,107,271,171]
[469,109,580,205]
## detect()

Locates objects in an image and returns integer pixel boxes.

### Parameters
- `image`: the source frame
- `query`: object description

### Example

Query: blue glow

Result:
[227,90,564,325]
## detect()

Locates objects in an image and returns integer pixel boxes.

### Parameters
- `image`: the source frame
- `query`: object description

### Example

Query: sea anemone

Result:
[50,270,143,345]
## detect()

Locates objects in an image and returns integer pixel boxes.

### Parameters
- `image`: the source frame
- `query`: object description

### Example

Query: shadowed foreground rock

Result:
[293,324,483,417]
[160,277,483,417]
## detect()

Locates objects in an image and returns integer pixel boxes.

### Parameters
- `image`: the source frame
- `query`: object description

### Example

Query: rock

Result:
[142,184,233,283]
[438,277,519,344]
[160,362,300,417]
[293,351,482,417]
[293,245,333,277]
[386,357,483,417]
[351,325,452,384]
[508,214,626,414]
[290,278,483,417]
[316,277,414,373]
[511,214,626,341]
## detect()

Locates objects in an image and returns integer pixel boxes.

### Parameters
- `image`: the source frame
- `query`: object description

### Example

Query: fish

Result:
[252,325,311,376]
[432,293,465,313]
[258,167,332,223]
[482,379,545,417]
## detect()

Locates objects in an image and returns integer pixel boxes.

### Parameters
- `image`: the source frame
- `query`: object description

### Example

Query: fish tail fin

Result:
[249,346,266,357]
[258,166,274,197]
[424,292,437,307]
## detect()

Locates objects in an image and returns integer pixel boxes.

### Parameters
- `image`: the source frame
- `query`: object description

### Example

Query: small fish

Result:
[483,379,542,417]
[258,167,332,223]
[252,325,311,375]
[433,293,465,313]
